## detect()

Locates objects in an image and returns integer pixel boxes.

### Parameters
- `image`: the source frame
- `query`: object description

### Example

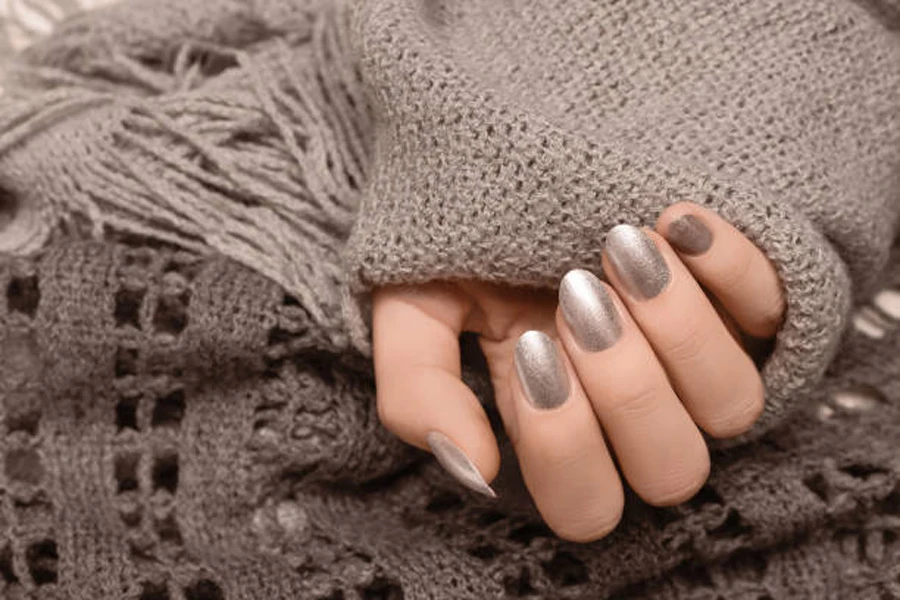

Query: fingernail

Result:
[426,431,497,499]
[560,269,623,352]
[665,214,713,256]
[514,331,570,409]
[605,224,671,300]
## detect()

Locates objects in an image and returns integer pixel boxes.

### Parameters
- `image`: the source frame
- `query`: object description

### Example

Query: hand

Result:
[371,202,786,542]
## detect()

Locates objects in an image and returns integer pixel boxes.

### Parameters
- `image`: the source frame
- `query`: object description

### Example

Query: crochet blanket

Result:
[0,1,899,598]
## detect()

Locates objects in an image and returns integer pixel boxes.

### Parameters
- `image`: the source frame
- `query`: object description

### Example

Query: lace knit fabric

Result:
[0,241,898,599]
[0,0,898,598]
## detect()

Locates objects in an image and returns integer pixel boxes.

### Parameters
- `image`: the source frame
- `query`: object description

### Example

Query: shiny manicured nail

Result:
[560,269,622,352]
[514,331,570,409]
[665,214,713,256]
[605,224,671,300]
[426,431,497,499]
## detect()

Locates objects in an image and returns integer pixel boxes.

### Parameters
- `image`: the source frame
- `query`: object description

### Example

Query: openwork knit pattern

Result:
[0,240,898,599]
[0,0,898,598]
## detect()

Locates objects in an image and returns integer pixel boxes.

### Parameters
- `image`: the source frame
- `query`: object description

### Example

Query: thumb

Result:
[372,283,501,498]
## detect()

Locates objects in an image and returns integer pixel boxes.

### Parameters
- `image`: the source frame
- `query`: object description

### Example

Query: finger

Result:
[707,289,743,346]
[510,330,624,542]
[372,283,500,497]
[556,270,709,506]
[708,287,777,368]
[656,202,786,339]
[602,225,765,438]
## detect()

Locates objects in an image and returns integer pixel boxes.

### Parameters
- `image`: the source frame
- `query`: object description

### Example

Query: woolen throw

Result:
[0,0,898,598]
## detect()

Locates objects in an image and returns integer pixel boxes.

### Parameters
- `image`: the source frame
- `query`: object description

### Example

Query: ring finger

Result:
[556,269,710,506]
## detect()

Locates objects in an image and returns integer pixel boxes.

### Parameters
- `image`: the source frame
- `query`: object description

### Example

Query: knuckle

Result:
[717,246,755,293]
[660,321,710,364]
[703,371,766,438]
[533,434,594,474]
[602,383,663,422]
[641,458,711,507]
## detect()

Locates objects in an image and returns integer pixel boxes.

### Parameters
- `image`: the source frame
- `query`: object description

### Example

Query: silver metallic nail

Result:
[665,214,713,256]
[426,431,496,499]
[514,331,570,409]
[560,269,623,352]
[605,224,671,300]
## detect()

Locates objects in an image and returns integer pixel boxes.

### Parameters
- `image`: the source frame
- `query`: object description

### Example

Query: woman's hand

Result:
[371,201,786,542]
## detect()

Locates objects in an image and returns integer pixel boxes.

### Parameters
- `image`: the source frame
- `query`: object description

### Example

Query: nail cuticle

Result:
[560,269,623,352]
[605,224,671,301]
[514,330,570,410]
[426,431,496,499]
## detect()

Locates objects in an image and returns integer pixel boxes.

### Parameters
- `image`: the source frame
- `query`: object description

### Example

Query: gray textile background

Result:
[0,0,897,598]
[0,0,116,77]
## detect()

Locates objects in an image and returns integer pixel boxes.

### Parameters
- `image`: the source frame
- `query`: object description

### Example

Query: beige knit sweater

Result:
[0,0,898,598]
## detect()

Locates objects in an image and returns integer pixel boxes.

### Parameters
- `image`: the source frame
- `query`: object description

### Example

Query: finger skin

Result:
[509,332,624,542]
[602,227,765,438]
[372,285,501,487]
[656,202,786,339]
[556,273,710,506]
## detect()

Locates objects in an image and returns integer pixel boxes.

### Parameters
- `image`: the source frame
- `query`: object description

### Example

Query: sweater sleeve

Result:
[341,0,900,442]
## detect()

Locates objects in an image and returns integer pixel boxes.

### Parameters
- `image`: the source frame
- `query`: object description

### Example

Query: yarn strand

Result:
[0,1,369,348]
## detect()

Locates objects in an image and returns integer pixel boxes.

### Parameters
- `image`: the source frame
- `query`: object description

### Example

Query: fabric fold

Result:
[0,0,900,597]
[342,0,900,440]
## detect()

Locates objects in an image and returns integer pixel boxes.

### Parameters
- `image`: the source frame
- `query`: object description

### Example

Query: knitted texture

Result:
[0,241,899,599]
[342,0,900,441]
[0,0,375,349]
[0,0,897,598]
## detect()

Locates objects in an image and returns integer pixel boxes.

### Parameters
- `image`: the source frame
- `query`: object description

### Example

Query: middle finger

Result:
[601,225,764,439]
